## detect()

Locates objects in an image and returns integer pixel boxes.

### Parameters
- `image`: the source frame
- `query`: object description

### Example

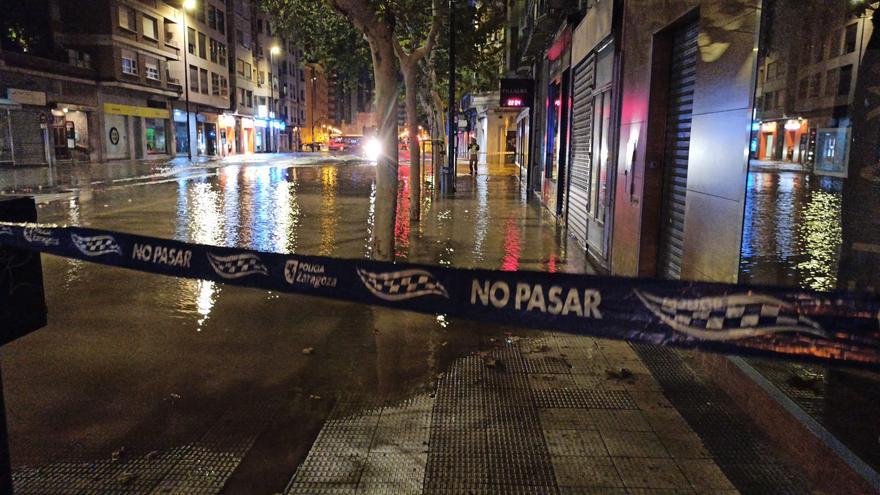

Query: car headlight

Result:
[364,138,382,162]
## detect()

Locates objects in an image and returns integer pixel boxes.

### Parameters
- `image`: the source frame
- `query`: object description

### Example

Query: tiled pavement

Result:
[285,334,808,494]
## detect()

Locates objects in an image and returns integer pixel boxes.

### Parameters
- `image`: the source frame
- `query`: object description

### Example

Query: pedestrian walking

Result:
[468,138,479,175]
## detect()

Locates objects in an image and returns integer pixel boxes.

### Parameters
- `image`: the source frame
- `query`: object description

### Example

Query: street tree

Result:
[394,1,440,222]
[422,1,506,168]
[263,0,444,254]
[263,0,400,260]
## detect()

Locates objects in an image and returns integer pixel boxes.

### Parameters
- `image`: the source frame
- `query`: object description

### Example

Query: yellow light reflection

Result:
[320,166,338,256]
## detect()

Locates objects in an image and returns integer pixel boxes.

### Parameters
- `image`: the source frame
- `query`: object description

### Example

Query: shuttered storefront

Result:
[566,55,595,248]
[657,21,698,280]
[10,108,48,165]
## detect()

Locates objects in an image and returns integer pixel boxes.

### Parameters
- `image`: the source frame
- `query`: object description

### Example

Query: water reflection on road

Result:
[4,160,583,488]
[739,171,843,291]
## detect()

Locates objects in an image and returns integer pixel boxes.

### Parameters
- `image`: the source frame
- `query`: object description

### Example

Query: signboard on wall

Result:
[814,127,851,178]
[7,88,46,106]
[500,79,534,108]
[103,103,170,119]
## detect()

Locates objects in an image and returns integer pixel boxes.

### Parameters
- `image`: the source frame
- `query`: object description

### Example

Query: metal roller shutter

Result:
[10,109,47,165]
[566,55,595,248]
[657,20,698,280]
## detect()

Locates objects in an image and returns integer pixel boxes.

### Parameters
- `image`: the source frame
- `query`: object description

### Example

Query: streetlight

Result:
[311,74,316,151]
[182,0,196,160]
[269,45,280,153]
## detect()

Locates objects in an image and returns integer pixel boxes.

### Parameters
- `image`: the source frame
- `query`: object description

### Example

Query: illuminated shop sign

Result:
[500,79,534,108]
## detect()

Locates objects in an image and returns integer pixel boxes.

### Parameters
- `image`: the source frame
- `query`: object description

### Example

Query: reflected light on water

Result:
[176,178,224,328]
[320,166,338,256]
[796,189,842,291]
[62,198,84,287]
[473,176,488,261]
[501,217,521,271]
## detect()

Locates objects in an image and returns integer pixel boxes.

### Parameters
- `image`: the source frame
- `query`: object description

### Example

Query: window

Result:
[845,23,858,53]
[266,22,272,36]
[145,59,160,80]
[237,58,245,76]
[239,88,246,106]
[813,37,825,63]
[212,72,220,96]
[758,67,765,84]
[210,38,218,63]
[245,62,252,80]
[142,15,158,40]
[121,50,138,75]
[218,42,227,66]
[208,5,217,30]
[766,62,776,81]
[300,89,305,100]
[774,90,783,108]
[145,119,166,154]
[829,29,842,58]
[119,6,136,31]
[258,70,265,86]
[198,32,206,58]
[188,28,196,54]
[798,78,808,99]
[839,65,853,96]
[810,72,822,97]
[825,69,838,97]
[189,65,199,91]
[763,91,773,111]
[246,90,253,107]
[216,9,225,34]
[220,76,228,97]
[200,68,208,94]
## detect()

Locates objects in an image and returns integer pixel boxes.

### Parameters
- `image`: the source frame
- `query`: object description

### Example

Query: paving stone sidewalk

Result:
[284,333,784,495]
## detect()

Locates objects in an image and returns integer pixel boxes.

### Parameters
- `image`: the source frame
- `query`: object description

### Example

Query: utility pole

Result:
[445,0,456,194]
[182,0,196,161]
[270,45,280,153]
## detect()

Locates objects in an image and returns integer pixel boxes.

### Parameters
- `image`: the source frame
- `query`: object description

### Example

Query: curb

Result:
[692,352,880,494]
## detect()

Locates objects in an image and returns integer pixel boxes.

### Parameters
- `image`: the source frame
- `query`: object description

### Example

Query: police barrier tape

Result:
[1,222,879,367]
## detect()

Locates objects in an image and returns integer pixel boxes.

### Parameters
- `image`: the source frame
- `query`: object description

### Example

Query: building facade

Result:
[171,0,232,157]
[0,0,284,164]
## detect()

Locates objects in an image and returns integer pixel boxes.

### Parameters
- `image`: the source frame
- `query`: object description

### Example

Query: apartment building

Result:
[252,11,283,152]
[170,0,232,157]
[1,0,186,164]
[277,39,304,151]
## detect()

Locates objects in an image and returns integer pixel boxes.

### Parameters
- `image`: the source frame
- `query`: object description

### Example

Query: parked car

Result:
[328,135,364,152]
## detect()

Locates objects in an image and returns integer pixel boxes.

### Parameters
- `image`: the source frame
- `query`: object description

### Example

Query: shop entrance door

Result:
[657,19,698,280]
[205,123,217,155]
[52,122,70,160]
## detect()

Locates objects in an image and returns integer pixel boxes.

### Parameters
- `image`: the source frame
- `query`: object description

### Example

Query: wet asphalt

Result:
[0,157,589,492]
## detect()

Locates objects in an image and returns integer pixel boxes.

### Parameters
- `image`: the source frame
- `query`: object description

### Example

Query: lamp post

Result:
[311,73,317,151]
[182,0,196,161]
[270,45,280,153]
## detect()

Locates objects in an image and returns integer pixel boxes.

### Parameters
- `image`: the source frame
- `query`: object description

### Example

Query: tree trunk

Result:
[368,35,399,261]
[402,62,421,221]
[838,11,880,291]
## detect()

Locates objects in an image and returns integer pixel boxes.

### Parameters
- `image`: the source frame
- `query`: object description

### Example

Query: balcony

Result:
[517,0,580,65]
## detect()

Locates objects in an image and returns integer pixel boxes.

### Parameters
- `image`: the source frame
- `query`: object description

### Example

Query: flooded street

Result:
[1,159,586,492]
[739,171,844,291]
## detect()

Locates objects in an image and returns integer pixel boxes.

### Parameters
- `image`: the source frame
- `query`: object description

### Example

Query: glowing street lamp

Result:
[268,45,281,152]
[181,0,196,160]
